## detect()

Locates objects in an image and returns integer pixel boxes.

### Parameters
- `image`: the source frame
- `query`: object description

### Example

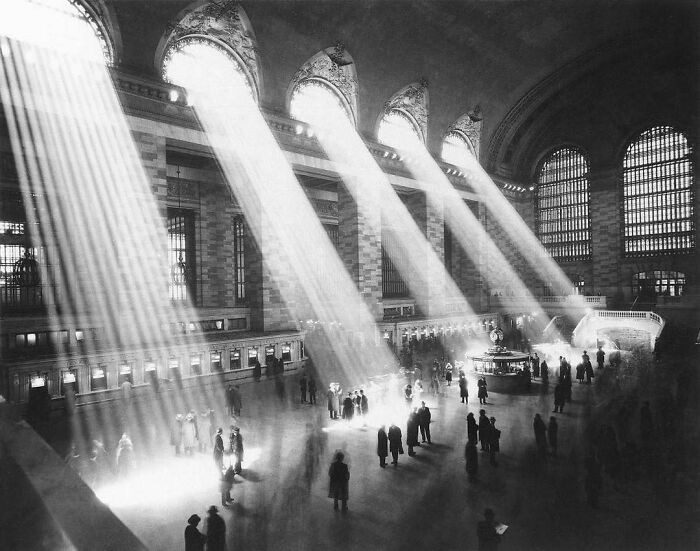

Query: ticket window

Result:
[168,358,182,386]
[281,344,292,362]
[144,359,159,386]
[190,354,202,376]
[230,349,241,371]
[210,352,222,373]
[247,348,258,367]
[28,373,48,401]
[61,369,78,395]
[90,365,108,391]
[118,362,133,385]
[265,346,275,365]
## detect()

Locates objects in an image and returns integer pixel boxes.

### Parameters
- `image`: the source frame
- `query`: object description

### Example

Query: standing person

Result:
[328,451,349,512]
[231,385,242,417]
[465,438,478,482]
[478,376,488,405]
[353,391,362,417]
[185,514,206,551]
[327,386,336,419]
[533,414,548,460]
[418,401,432,444]
[576,363,585,384]
[115,433,134,477]
[407,408,420,456]
[467,412,479,443]
[182,411,198,455]
[584,360,595,384]
[225,384,234,417]
[360,389,368,416]
[377,425,389,468]
[478,410,491,452]
[342,393,354,421]
[459,375,468,404]
[204,506,225,551]
[596,346,605,369]
[477,508,501,551]
[308,376,317,405]
[548,417,558,457]
[213,428,224,472]
[404,384,413,408]
[532,353,540,378]
[219,465,235,506]
[299,373,308,403]
[230,426,244,474]
[445,365,453,386]
[388,423,403,466]
[553,384,566,413]
[488,417,501,466]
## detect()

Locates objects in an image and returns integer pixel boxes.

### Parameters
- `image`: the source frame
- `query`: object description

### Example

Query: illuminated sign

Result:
[119,363,132,374]
[30,375,45,388]
[144,360,156,372]
[62,371,76,383]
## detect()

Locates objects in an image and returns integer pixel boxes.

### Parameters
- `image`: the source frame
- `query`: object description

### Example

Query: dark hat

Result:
[216,427,223,434]
[187,514,201,525]
[207,505,218,514]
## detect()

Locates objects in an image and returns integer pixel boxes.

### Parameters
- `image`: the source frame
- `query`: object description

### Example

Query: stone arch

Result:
[69,0,122,65]
[155,1,262,101]
[286,44,359,127]
[378,80,429,145]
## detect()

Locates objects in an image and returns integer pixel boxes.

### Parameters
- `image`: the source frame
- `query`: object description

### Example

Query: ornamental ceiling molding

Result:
[382,80,430,144]
[447,108,483,161]
[157,1,261,100]
[70,0,121,65]
[288,44,359,127]
[486,31,660,175]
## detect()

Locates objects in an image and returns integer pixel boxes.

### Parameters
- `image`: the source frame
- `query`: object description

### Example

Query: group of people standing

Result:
[326,385,368,421]
[465,409,501,480]
[171,408,217,456]
[212,425,244,507]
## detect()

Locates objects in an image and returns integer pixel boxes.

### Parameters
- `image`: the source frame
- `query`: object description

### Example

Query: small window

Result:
[26,333,37,346]
[118,362,133,385]
[377,109,422,151]
[247,348,258,367]
[90,365,108,391]
[230,349,241,370]
[441,131,474,167]
[281,344,292,362]
[190,354,202,376]
[75,330,85,342]
[210,351,222,373]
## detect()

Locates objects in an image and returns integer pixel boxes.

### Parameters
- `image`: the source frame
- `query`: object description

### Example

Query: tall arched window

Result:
[289,79,353,127]
[68,0,114,65]
[535,147,590,260]
[441,131,475,167]
[623,126,694,256]
[162,37,255,105]
[378,109,422,151]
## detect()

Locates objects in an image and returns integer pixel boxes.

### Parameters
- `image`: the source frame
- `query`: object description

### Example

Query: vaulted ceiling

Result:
[108,0,698,178]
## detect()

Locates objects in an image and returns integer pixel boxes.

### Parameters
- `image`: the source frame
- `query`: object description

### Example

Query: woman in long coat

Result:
[328,451,349,511]
[377,425,388,468]
[406,409,420,456]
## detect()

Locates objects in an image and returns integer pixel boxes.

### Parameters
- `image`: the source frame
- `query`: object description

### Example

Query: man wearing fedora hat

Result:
[184,513,206,551]
[213,428,224,473]
[205,506,225,551]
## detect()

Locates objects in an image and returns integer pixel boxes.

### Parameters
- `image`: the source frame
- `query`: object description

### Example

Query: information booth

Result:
[90,365,108,391]
[465,329,531,392]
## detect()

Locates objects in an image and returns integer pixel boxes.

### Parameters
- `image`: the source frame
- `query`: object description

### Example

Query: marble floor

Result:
[55,370,698,551]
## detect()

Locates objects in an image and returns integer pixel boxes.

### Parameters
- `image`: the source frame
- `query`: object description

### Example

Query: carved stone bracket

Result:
[160,1,261,100]
[383,80,429,144]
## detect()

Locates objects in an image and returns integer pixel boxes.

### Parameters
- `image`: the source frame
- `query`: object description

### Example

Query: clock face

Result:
[489,329,503,343]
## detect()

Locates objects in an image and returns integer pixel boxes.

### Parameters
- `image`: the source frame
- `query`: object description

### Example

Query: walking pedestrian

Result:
[459,375,468,404]
[204,506,225,551]
[407,408,420,456]
[185,514,206,551]
[388,423,403,466]
[418,401,432,444]
[229,426,244,474]
[219,465,235,506]
[478,410,490,452]
[377,425,388,468]
[328,451,349,512]
[488,417,500,466]
[467,412,478,443]
[478,376,488,405]
[213,428,224,472]
[596,346,605,369]
[553,384,566,413]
